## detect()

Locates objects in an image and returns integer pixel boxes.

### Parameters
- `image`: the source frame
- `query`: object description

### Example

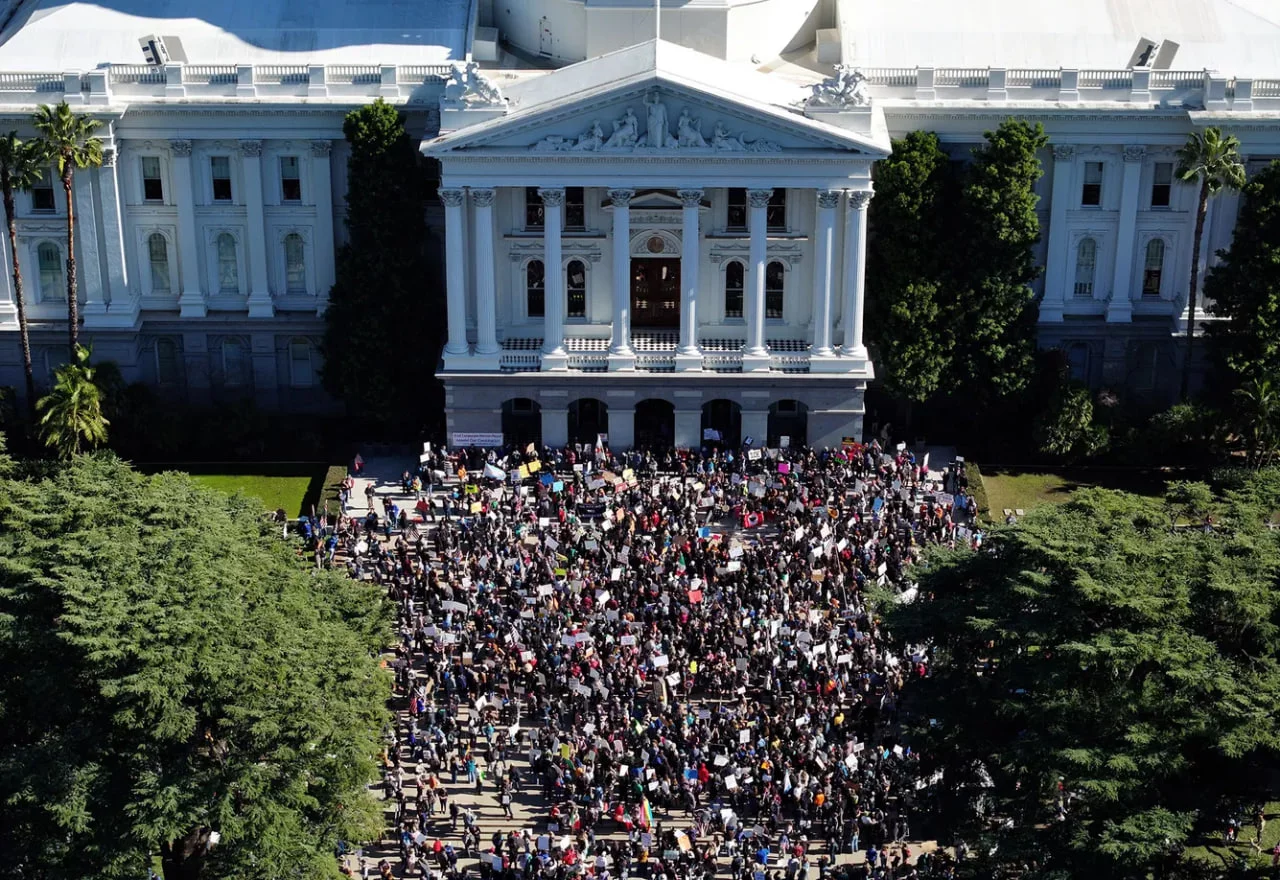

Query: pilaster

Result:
[241,140,273,318]
[310,140,335,315]
[1040,144,1075,323]
[171,139,207,318]
[1107,146,1143,323]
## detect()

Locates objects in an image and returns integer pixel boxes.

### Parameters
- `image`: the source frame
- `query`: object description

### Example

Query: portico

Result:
[425,40,889,448]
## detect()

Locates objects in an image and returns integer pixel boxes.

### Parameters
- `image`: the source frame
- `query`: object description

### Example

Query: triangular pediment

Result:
[424,41,889,158]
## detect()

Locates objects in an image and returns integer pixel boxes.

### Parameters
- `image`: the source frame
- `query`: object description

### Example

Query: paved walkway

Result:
[333,449,953,878]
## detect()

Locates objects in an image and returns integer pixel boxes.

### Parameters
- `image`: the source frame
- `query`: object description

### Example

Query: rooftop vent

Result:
[1128,37,1179,69]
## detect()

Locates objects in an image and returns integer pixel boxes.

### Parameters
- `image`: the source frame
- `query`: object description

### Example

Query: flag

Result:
[743,512,764,529]
[641,796,654,829]
[483,463,505,480]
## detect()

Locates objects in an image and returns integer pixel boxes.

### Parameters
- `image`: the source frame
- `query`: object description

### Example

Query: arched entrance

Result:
[701,399,742,448]
[634,399,674,449]
[568,397,609,446]
[768,400,808,448]
[501,398,541,448]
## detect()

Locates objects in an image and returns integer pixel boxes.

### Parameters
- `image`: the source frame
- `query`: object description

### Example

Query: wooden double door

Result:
[631,258,680,328]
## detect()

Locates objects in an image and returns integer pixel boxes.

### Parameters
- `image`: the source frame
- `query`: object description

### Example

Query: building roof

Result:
[839,0,1280,79]
[428,40,891,157]
[0,0,472,70]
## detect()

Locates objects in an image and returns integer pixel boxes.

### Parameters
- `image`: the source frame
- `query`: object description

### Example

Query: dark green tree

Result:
[36,342,108,458]
[867,131,954,400]
[949,119,1047,399]
[0,456,390,879]
[1033,383,1109,461]
[1204,159,1280,384]
[321,98,437,430]
[882,482,1280,879]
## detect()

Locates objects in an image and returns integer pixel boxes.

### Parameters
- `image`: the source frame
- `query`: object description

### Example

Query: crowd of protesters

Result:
[311,439,980,880]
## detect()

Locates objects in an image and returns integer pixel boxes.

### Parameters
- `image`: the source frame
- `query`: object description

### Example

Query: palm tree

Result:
[32,101,102,356]
[1233,377,1280,470]
[0,132,52,420]
[36,343,108,458]
[1175,127,1245,400]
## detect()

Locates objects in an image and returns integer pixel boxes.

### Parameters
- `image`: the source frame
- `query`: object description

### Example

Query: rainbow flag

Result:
[641,796,654,829]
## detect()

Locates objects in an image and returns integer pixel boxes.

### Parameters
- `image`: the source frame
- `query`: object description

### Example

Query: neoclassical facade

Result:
[1,0,1279,440]
[426,43,885,448]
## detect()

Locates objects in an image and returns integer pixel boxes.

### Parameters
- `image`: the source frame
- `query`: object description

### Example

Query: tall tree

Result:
[36,343,108,457]
[866,131,954,400]
[32,101,103,355]
[321,98,435,431]
[1175,127,1245,400]
[1203,159,1280,384]
[882,483,1280,879]
[0,132,50,418]
[948,119,1047,399]
[0,456,390,880]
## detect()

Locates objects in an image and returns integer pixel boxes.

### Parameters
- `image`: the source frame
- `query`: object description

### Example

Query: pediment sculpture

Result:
[442,61,506,108]
[532,94,781,153]
[805,64,872,110]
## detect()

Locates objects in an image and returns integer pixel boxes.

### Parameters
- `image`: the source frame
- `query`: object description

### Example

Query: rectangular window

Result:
[142,156,164,202]
[210,156,232,202]
[525,187,544,229]
[1081,161,1103,207]
[155,339,179,385]
[565,187,585,230]
[1151,162,1172,208]
[767,190,787,232]
[289,341,314,388]
[280,156,301,202]
[31,173,55,212]
[727,188,747,231]
[221,340,247,387]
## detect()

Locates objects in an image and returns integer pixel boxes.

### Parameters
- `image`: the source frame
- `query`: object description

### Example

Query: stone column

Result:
[840,190,871,363]
[471,187,501,366]
[241,140,274,318]
[743,188,772,371]
[539,187,568,370]
[170,139,206,318]
[607,188,635,370]
[1040,145,1075,322]
[0,213,13,326]
[810,190,840,367]
[310,140,335,315]
[1107,146,1144,323]
[74,165,106,321]
[440,188,470,366]
[98,145,133,321]
[541,406,569,448]
[674,409,702,449]
[676,188,703,371]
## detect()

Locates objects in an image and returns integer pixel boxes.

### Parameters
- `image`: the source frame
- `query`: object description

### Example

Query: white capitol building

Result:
[0,0,1277,448]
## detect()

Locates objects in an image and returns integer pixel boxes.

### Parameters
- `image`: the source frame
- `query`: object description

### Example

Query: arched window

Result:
[216,233,239,293]
[566,260,586,318]
[221,338,247,387]
[155,337,179,385]
[37,242,62,303]
[284,233,306,293]
[1142,238,1165,297]
[1073,237,1096,298]
[765,261,785,319]
[526,259,545,318]
[289,338,314,387]
[148,233,170,292]
[724,261,744,319]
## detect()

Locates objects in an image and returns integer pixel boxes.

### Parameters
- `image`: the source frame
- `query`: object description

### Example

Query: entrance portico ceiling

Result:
[423,39,890,158]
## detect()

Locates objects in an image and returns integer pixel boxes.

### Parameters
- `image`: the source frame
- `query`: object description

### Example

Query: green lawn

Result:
[1183,801,1280,876]
[136,462,348,518]
[975,465,1169,522]
[190,474,315,515]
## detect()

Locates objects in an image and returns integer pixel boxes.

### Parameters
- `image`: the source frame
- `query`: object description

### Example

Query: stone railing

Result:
[0,62,456,106]
[859,67,1279,110]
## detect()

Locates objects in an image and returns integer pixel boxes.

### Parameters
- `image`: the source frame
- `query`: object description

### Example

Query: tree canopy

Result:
[321,98,439,432]
[868,121,1044,404]
[882,477,1280,878]
[1205,159,1280,384]
[36,343,109,458]
[0,455,390,879]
